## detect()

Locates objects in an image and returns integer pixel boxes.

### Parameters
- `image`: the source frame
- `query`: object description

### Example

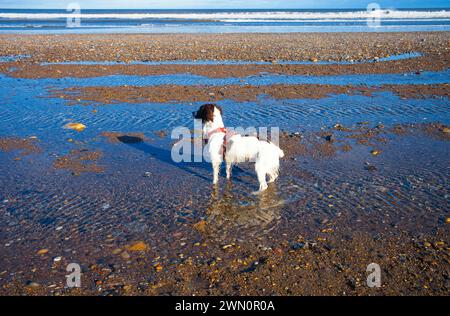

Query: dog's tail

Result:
[266,140,285,159]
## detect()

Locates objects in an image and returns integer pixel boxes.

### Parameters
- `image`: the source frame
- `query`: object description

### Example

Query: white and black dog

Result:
[193,104,284,192]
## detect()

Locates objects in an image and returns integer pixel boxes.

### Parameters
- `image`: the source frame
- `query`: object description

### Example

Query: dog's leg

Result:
[268,170,279,183]
[226,162,233,180]
[256,169,268,192]
[213,161,221,185]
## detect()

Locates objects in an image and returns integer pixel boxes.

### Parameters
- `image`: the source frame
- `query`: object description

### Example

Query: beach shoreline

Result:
[0,32,449,63]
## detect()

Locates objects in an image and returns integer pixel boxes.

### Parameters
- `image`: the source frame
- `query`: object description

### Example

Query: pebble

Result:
[26,281,41,288]
[127,241,148,251]
[37,248,49,255]
[53,256,62,262]
[371,150,381,156]
[121,251,131,259]
[64,122,86,132]
[154,264,163,272]
[112,248,122,255]
[366,165,377,171]
[290,242,306,250]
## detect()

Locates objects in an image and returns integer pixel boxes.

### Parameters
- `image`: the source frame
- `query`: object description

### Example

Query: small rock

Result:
[37,249,49,255]
[366,165,377,172]
[64,122,86,132]
[371,150,381,156]
[154,264,163,272]
[193,220,207,233]
[126,241,148,251]
[112,248,122,255]
[347,277,357,289]
[53,256,62,262]
[290,242,306,250]
[26,281,41,288]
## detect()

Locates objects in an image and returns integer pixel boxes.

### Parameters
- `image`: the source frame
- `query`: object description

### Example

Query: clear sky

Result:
[0,0,449,9]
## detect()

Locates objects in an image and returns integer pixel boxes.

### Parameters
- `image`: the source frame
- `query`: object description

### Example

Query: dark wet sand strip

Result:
[1,53,448,79]
[49,84,450,104]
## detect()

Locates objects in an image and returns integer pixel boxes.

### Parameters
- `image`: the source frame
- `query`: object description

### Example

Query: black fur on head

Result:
[193,104,222,123]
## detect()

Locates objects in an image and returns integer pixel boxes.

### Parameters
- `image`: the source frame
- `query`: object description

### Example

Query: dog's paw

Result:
[252,188,267,195]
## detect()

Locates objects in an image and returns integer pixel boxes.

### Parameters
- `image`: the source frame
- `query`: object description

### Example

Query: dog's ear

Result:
[196,104,216,123]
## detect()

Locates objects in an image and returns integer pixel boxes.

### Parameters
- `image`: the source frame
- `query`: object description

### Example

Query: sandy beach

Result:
[0,32,449,296]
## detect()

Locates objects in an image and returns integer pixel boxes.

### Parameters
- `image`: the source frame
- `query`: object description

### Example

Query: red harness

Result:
[207,127,234,158]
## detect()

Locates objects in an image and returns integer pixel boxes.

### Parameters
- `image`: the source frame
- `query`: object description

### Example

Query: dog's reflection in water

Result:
[204,183,283,235]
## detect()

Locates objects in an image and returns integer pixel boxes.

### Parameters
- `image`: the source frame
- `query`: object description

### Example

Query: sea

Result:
[0,8,450,33]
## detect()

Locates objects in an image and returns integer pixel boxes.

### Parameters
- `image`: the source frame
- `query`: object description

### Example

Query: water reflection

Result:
[204,182,283,239]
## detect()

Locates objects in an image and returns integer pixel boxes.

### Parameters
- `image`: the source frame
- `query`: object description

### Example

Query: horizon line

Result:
[1,7,450,10]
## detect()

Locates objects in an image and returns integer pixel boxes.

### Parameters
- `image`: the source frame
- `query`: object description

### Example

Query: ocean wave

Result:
[0,10,449,21]
[221,18,450,23]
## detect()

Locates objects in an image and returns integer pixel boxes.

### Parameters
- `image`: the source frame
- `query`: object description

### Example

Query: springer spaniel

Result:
[193,104,284,192]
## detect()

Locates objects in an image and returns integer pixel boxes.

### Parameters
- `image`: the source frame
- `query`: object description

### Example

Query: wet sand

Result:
[50,84,449,104]
[1,53,449,79]
[0,32,449,296]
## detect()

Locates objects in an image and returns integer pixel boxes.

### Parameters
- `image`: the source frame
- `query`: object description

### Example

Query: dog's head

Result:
[193,104,223,124]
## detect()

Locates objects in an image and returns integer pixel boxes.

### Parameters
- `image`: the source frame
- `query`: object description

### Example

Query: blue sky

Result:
[0,0,449,9]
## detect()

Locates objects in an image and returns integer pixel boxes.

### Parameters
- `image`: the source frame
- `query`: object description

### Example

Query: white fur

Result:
[202,106,284,192]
